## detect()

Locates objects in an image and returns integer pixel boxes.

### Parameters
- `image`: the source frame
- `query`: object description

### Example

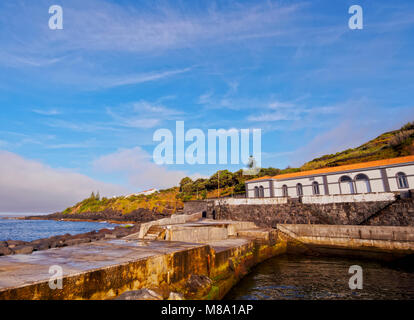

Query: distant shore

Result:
[23,208,173,225]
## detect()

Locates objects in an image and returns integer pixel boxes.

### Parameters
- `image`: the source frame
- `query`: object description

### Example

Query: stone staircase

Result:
[358,198,400,225]
[143,225,166,240]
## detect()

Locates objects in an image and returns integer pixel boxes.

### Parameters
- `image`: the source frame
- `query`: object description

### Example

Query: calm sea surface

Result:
[225,255,414,300]
[0,218,116,242]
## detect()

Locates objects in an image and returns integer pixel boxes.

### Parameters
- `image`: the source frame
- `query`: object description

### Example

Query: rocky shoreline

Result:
[0,209,174,257]
[0,223,141,257]
[25,208,172,223]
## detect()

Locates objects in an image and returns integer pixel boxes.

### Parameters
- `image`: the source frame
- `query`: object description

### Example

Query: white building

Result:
[127,188,158,197]
[246,156,414,199]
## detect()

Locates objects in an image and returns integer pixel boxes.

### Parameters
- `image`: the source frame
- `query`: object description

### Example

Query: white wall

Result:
[302,193,395,204]
[274,176,325,197]
[246,180,272,198]
[326,168,384,194]
[386,164,414,191]
[215,198,288,205]
[247,162,414,199]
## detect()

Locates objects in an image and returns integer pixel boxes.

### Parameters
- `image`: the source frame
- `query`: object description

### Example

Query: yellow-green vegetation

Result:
[61,188,182,215]
[61,121,414,214]
[300,121,414,170]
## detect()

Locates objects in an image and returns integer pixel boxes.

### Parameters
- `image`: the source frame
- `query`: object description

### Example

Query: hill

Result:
[300,121,414,170]
[58,121,414,217]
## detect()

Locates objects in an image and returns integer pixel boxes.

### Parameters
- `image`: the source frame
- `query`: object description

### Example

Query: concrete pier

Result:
[1,217,413,300]
[0,217,285,300]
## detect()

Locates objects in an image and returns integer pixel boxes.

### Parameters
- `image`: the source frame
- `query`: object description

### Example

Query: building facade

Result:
[246,156,414,199]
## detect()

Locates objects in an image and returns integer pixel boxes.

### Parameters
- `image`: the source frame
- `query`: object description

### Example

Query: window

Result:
[339,175,355,194]
[355,174,371,193]
[312,181,320,195]
[259,186,265,198]
[396,172,409,189]
[254,186,259,197]
[282,185,288,197]
[296,183,303,197]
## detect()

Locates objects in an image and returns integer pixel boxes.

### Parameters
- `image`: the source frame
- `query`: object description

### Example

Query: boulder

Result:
[64,238,90,246]
[115,289,163,300]
[0,247,13,256]
[13,245,34,254]
[33,242,51,251]
[184,274,213,298]
[168,292,185,300]
[6,240,27,248]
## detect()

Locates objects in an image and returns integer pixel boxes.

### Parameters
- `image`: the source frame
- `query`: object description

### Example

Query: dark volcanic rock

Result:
[13,245,34,254]
[64,238,90,246]
[6,240,27,248]
[32,207,171,223]
[0,247,13,256]
[115,289,163,300]
[184,274,213,298]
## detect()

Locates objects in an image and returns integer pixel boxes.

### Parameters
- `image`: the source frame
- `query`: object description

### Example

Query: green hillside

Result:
[60,121,414,215]
[300,121,414,170]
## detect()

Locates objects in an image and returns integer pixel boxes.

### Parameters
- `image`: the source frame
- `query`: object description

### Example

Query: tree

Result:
[179,177,193,191]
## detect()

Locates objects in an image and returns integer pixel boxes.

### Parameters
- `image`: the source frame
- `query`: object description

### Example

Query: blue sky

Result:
[1,0,414,212]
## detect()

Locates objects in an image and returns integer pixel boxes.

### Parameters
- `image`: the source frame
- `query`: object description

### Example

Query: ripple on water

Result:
[224,255,414,300]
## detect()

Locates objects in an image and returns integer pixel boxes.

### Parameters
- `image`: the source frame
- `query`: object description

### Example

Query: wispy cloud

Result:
[93,146,197,190]
[95,68,192,89]
[106,100,184,129]
[32,108,61,116]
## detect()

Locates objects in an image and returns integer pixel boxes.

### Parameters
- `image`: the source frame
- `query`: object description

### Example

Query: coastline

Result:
[0,218,141,257]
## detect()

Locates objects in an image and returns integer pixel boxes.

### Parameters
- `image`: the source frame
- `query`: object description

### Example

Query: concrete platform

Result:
[0,239,208,298]
[0,217,284,300]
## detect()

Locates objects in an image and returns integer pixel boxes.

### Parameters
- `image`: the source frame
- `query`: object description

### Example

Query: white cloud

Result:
[93,147,195,190]
[95,68,192,89]
[32,108,61,116]
[0,151,127,213]
[106,100,184,129]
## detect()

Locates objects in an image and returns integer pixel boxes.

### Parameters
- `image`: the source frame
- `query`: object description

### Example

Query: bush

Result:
[388,130,414,147]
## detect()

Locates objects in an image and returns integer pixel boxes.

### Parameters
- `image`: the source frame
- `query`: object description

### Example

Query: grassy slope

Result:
[60,122,414,215]
[62,188,182,215]
[300,123,414,170]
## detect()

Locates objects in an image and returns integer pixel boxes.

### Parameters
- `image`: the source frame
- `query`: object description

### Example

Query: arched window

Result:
[259,186,265,198]
[282,185,288,197]
[339,175,355,194]
[396,172,409,189]
[312,181,320,195]
[355,174,371,193]
[296,183,303,197]
[254,186,259,197]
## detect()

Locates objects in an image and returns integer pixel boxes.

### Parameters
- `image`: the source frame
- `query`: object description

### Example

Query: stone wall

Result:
[184,197,414,227]
[364,199,414,226]
[278,224,414,260]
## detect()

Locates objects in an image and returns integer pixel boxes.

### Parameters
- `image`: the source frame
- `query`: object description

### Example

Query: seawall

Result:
[185,197,414,227]
[278,224,414,261]
[0,219,286,300]
[1,216,413,300]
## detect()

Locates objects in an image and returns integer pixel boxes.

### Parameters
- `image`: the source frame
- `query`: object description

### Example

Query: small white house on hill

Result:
[127,188,158,197]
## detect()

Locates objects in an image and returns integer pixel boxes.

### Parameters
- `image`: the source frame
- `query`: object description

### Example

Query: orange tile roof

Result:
[245,175,272,182]
[246,155,414,182]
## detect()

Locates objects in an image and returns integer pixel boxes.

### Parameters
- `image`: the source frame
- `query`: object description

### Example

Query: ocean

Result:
[0,218,116,242]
